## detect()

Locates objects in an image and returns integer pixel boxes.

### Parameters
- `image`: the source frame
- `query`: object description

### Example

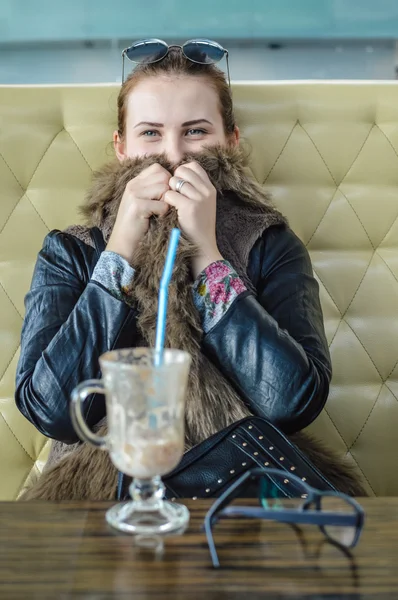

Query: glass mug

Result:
[70,348,191,535]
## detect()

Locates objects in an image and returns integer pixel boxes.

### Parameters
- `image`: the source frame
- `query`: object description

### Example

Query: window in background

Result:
[1,0,398,83]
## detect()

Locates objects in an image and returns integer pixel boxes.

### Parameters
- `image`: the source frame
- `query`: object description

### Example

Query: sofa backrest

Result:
[0,82,397,499]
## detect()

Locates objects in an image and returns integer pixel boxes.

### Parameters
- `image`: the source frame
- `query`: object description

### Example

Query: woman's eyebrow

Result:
[181,119,212,127]
[134,118,213,129]
[134,121,163,128]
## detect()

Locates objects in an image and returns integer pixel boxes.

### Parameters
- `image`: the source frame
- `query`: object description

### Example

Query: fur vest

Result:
[21,145,366,501]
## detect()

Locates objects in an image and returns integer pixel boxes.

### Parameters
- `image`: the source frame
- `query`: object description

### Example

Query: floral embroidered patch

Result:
[193,260,247,333]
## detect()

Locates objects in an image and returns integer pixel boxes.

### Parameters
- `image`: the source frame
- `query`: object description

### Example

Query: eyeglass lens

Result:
[125,41,168,63]
[319,495,358,546]
[183,41,225,64]
[259,471,309,509]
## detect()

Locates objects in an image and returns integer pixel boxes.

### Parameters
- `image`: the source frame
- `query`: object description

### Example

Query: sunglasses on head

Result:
[121,38,230,86]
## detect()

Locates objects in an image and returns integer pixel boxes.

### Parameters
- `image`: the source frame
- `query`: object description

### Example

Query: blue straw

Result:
[155,228,181,365]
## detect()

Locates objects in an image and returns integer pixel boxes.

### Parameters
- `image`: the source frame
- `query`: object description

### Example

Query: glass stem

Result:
[129,476,166,510]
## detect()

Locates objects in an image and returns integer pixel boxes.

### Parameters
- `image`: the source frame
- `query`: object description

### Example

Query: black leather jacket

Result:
[15,224,332,444]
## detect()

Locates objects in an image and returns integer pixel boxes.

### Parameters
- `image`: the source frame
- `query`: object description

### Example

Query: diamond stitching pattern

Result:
[0,146,51,235]
[1,83,397,499]
[298,123,377,250]
[262,120,298,184]
[64,129,94,172]
[0,411,34,462]
[0,154,25,237]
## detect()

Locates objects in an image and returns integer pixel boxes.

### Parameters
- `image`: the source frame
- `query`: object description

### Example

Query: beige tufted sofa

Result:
[0,82,397,500]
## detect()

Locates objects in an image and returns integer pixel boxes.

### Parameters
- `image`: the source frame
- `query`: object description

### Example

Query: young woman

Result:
[16,41,363,499]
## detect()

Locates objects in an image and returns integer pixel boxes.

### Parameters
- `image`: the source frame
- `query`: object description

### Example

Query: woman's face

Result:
[113,75,239,164]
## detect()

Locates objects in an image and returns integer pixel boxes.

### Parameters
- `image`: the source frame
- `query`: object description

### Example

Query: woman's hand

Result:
[165,162,223,278]
[106,163,170,265]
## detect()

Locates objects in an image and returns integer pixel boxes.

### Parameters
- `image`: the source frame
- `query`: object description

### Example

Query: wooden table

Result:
[0,498,397,599]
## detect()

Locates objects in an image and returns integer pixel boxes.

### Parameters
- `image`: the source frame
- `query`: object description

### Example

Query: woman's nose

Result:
[165,137,185,165]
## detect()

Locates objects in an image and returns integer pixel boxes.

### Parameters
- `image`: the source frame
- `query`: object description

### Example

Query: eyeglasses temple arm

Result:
[122,52,125,84]
[225,51,231,88]
[204,519,220,568]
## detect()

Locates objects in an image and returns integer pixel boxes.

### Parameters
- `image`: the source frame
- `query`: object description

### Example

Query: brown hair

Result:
[117,47,236,139]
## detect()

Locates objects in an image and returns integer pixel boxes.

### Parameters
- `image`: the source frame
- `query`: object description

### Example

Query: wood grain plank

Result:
[0,499,397,598]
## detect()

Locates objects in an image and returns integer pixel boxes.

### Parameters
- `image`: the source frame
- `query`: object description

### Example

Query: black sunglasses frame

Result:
[121,38,230,86]
[203,467,365,568]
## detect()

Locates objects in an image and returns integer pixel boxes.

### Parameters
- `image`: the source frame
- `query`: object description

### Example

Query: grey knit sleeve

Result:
[91,251,135,307]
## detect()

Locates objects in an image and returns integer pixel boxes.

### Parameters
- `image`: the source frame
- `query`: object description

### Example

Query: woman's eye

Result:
[142,130,159,137]
[186,128,207,136]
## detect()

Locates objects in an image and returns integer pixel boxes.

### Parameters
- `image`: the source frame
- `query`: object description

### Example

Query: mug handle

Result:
[70,379,108,449]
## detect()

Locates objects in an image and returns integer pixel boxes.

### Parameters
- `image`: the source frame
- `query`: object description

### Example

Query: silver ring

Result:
[175,178,187,193]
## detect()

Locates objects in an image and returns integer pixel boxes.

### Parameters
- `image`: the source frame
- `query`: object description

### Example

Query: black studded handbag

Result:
[116,416,338,501]
[161,416,337,500]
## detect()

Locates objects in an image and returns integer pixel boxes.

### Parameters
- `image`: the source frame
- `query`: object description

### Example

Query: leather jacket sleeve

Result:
[201,225,332,434]
[15,230,138,444]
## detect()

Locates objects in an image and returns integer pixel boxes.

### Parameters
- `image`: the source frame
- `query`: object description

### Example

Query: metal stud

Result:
[269,446,274,451]
[254,452,259,456]
[279,457,285,461]
[205,488,210,493]
[171,497,176,502]
[258,435,264,440]
[301,494,308,499]
[192,496,197,500]
[248,425,253,430]
[290,466,296,471]
[217,479,222,484]
[232,434,236,439]
[264,462,269,466]
[302,477,307,482]
[242,442,247,447]
[284,479,289,484]
[242,462,247,467]
[230,469,235,474]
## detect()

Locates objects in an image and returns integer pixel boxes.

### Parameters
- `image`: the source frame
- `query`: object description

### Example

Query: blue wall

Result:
[2,0,398,43]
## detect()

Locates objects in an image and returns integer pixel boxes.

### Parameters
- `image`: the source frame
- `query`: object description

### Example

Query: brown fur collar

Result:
[81,144,287,291]
[21,145,366,501]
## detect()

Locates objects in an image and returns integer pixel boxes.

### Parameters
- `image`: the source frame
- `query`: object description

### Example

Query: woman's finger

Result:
[164,190,187,209]
[138,163,172,183]
[173,165,209,194]
[138,198,169,217]
[178,161,210,184]
[138,182,171,201]
[169,176,200,199]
